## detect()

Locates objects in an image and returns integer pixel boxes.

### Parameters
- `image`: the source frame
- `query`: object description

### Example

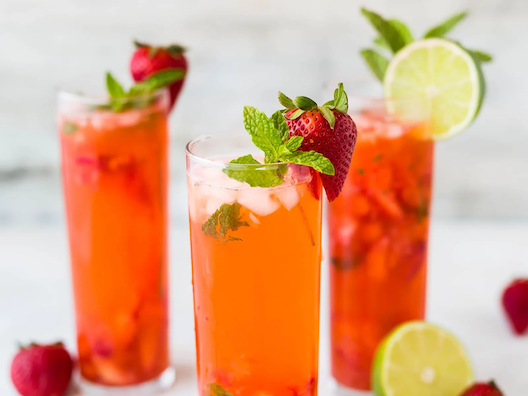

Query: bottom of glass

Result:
[78,366,176,396]
[331,379,373,396]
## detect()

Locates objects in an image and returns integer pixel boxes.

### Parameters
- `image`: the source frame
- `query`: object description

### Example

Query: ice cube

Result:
[249,212,260,225]
[237,188,280,217]
[275,186,300,211]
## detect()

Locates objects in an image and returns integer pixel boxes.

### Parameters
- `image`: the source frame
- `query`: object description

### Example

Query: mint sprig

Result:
[222,105,335,188]
[361,8,493,81]
[202,203,249,242]
[424,11,468,38]
[103,69,185,112]
[207,383,233,396]
[361,8,407,54]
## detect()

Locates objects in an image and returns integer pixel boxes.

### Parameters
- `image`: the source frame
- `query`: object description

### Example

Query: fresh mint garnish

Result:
[207,383,233,396]
[222,105,334,188]
[103,70,185,112]
[360,49,389,82]
[361,8,407,54]
[202,202,249,242]
[223,155,286,188]
[62,121,79,135]
[468,49,493,64]
[424,11,468,38]
[361,9,493,81]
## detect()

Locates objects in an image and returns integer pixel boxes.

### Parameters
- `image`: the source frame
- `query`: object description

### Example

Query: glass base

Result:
[78,367,176,396]
[330,379,373,396]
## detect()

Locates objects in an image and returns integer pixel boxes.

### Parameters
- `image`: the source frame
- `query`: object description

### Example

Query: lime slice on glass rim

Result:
[383,38,485,140]
[372,321,473,396]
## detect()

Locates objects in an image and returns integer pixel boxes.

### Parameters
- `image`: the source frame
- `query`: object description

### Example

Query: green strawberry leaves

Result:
[104,70,185,112]
[222,104,335,188]
[280,83,348,129]
[361,8,492,82]
[202,203,249,242]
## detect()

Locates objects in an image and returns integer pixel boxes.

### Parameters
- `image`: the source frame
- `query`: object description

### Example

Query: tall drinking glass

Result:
[57,86,175,393]
[328,97,433,391]
[186,134,323,395]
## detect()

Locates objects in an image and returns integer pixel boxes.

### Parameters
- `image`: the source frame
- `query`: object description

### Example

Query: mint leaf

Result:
[62,121,79,135]
[373,37,391,50]
[280,150,335,175]
[424,11,468,38]
[469,49,493,63]
[222,155,285,188]
[106,72,125,98]
[389,19,413,45]
[270,110,289,142]
[284,136,303,152]
[361,8,407,54]
[208,383,233,396]
[202,203,249,242]
[360,49,389,82]
[243,106,283,163]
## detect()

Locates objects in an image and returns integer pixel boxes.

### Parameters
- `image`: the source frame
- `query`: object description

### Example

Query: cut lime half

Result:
[373,321,473,396]
[384,38,485,140]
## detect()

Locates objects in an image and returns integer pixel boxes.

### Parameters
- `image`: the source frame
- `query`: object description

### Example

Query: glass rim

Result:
[185,133,293,170]
[57,88,169,106]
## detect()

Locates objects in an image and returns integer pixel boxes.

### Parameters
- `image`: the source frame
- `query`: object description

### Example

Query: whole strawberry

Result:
[130,41,188,111]
[502,278,528,335]
[11,342,73,396]
[279,83,357,201]
[460,380,504,396]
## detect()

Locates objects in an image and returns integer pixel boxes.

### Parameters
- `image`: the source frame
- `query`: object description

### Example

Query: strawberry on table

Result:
[460,380,504,396]
[11,342,73,396]
[278,83,357,201]
[130,41,188,111]
[502,278,528,335]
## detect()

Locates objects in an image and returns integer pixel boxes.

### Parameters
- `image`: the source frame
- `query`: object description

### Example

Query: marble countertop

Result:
[1,220,527,395]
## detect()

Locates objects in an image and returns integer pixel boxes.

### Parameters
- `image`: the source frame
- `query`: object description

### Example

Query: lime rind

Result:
[372,321,473,396]
[384,38,484,141]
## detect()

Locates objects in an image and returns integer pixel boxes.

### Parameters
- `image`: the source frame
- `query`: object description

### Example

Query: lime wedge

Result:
[372,321,473,396]
[384,38,485,140]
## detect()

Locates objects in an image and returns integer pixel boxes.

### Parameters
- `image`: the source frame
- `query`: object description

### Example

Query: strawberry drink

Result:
[186,85,356,395]
[58,71,183,392]
[328,97,433,390]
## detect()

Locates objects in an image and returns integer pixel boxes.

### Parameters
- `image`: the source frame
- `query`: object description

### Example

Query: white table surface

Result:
[1,220,527,395]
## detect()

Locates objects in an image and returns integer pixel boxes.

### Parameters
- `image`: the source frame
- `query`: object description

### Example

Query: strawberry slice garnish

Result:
[279,83,357,201]
[130,41,188,112]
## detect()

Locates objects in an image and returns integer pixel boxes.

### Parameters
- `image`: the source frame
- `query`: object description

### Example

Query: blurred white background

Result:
[1,0,528,395]
[0,0,527,223]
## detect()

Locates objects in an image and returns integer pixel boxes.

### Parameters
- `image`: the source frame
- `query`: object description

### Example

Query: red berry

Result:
[11,342,73,396]
[460,381,504,396]
[130,41,188,112]
[502,278,528,335]
[282,88,357,202]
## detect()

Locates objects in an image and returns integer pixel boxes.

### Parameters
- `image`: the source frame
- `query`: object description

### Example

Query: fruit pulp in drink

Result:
[59,104,169,386]
[328,109,434,390]
[188,163,322,396]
